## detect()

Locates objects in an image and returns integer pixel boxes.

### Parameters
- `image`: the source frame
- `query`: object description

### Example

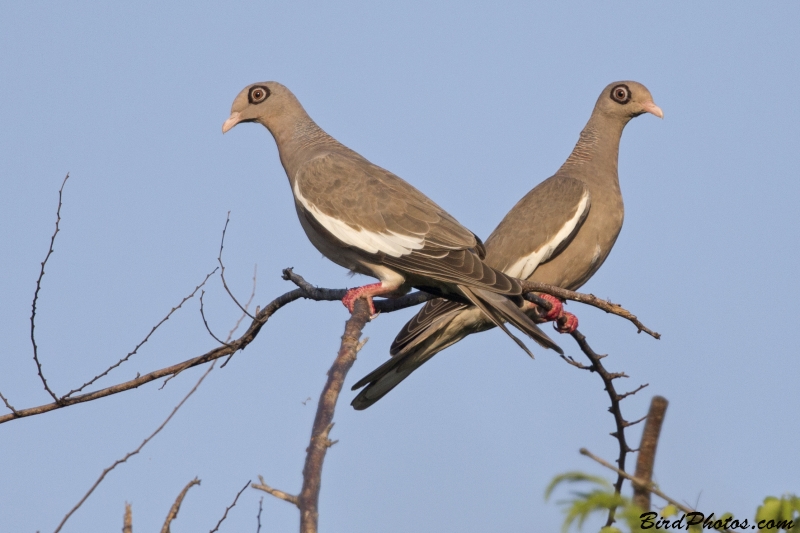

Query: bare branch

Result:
[221,263,258,368]
[30,173,70,403]
[579,447,733,533]
[123,502,132,533]
[0,270,429,426]
[160,477,201,533]
[209,479,250,533]
[521,280,660,339]
[0,390,19,415]
[252,476,299,507]
[617,383,649,401]
[200,290,232,346]
[568,329,636,527]
[53,362,214,532]
[632,396,669,511]
[218,212,255,319]
[63,267,219,398]
[298,300,370,533]
[256,497,263,533]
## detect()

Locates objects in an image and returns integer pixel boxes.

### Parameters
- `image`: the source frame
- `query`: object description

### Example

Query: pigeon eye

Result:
[248,86,270,104]
[610,84,631,104]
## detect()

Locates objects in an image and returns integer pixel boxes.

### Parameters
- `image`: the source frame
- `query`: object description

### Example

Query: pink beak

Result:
[222,112,242,133]
[642,101,664,119]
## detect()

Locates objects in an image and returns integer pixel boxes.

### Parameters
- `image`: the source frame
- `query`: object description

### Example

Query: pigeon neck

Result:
[265,110,341,179]
[556,113,627,184]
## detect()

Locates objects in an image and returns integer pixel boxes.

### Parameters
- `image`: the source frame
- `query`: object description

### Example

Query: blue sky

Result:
[1,2,798,532]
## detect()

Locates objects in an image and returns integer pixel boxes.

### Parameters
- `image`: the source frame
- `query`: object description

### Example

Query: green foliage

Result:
[755,495,800,531]
[547,471,799,532]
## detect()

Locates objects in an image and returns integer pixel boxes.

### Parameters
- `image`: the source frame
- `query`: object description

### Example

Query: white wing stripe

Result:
[505,191,590,279]
[294,182,424,257]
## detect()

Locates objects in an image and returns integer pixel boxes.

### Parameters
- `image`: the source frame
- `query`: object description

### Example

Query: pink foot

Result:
[555,312,579,333]
[537,294,564,321]
[342,283,382,315]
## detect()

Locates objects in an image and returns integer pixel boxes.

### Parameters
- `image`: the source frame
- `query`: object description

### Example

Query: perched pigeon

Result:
[222,82,562,358]
[351,81,662,410]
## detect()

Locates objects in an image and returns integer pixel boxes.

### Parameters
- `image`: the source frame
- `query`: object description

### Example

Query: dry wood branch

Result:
[632,396,669,511]
[63,267,218,398]
[252,476,299,506]
[53,363,214,532]
[161,477,201,533]
[30,173,70,403]
[254,299,371,533]
[209,479,251,533]
[200,290,232,346]
[521,280,660,339]
[123,502,132,533]
[567,329,648,527]
[579,447,734,533]
[299,299,370,533]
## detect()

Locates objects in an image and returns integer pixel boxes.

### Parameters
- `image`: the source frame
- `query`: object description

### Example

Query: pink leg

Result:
[537,294,564,321]
[342,282,395,315]
[536,294,579,334]
[555,312,579,333]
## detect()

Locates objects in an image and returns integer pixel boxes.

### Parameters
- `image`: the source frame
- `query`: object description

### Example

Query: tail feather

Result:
[459,286,563,356]
[351,305,473,410]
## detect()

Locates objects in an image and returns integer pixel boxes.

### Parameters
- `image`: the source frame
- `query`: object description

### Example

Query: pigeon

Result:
[351,81,662,410]
[222,82,562,358]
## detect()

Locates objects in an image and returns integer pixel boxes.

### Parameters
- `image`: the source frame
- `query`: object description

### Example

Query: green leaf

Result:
[660,504,678,518]
[545,472,613,501]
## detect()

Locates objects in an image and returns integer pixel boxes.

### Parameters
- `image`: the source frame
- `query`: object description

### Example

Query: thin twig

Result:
[521,280,660,339]
[63,267,219,398]
[161,478,201,533]
[30,173,70,403]
[218,212,255,319]
[221,263,258,368]
[209,479,251,533]
[0,391,20,415]
[1,270,430,426]
[252,476,299,506]
[256,497,263,533]
[200,291,231,346]
[632,396,669,511]
[579,448,734,533]
[53,362,215,532]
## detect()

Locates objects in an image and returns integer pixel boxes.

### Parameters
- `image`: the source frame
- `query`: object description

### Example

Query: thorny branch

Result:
[570,329,649,527]
[160,477,201,533]
[252,299,372,533]
[30,173,70,403]
[53,362,215,533]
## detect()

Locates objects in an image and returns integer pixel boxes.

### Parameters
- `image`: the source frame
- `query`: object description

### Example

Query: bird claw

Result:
[555,312,579,333]
[342,287,377,316]
[537,294,564,321]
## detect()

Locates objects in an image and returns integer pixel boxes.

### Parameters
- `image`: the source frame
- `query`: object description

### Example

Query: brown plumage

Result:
[351,81,663,410]
[222,81,562,358]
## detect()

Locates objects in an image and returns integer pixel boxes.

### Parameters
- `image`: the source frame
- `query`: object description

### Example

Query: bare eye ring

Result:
[610,84,631,104]
[248,85,271,104]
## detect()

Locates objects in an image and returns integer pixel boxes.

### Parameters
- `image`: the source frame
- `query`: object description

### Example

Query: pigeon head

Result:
[594,81,663,122]
[222,81,301,133]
